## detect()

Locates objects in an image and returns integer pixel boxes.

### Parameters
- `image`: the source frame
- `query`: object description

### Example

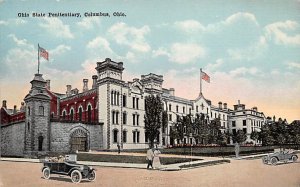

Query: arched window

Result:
[114,91,117,105]
[39,106,44,116]
[28,107,31,115]
[113,129,118,143]
[63,110,66,119]
[111,91,114,105]
[122,94,127,107]
[87,105,92,122]
[79,107,83,122]
[70,109,74,121]
[123,130,127,143]
[51,112,54,119]
[38,136,43,151]
[112,111,115,124]
[117,92,120,106]
[27,122,30,131]
[116,111,119,124]
[123,112,127,124]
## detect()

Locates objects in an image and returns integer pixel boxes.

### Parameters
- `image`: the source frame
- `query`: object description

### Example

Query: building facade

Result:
[0,58,266,156]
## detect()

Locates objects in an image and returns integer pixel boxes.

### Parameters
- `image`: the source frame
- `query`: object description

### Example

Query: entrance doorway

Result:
[70,129,88,152]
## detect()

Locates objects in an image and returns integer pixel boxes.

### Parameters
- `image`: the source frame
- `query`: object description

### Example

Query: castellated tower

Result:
[24,74,51,157]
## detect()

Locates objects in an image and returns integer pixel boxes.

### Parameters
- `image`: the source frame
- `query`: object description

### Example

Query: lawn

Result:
[77,153,202,165]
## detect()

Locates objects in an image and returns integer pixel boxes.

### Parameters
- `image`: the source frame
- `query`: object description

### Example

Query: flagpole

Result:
[200,68,202,95]
[38,43,40,74]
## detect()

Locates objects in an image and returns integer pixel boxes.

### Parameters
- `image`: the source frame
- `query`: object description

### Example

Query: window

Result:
[51,112,54,119]
[123,95,127,107]
[114,91,117,105]
[27,122,30,131]
[39,106,44,116]
[211,112,212,118]
[189,108,191,114]
[169,104,172,111]
[78,107,83,122]
[113,129,118,143]
[116,112,119,124]
[70,109,74,121]
[145,132,149,143]
[123,112,127,125]
[133,131,136,143]
[136,98,139,109]
[117,92,120,106]
[63,111,66,119]
[28,107,31,115]
[38,136,43,151]
[183,126,186,133]
[196,106,198,113]
[133,114,136,125]
[137,131,140,143]
[223,114,225,120]
[206,108,208,114]
[243,128,247,134]
[232,121,236,127]
[111,91,114,105]
[169,114,172,121]
[137,115,139,126]
[183,107,185,114]
[112,111,115,124]
[123,130,127,143]
[176,105,178,113]
[132,97,135,109]
[215,113,216,118]
[87,105,92,122]
[243,120,246,126]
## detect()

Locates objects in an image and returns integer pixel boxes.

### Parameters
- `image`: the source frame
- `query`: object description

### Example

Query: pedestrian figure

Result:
[235,143,240,158]
[117,143,121,154]
[146,147,154,169]
[153,145,161,169]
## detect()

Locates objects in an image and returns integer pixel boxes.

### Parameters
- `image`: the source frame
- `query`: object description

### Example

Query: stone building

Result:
[0,58,265,157]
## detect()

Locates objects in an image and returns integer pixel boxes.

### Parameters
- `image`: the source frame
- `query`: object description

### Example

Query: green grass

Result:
[77,153,202,165]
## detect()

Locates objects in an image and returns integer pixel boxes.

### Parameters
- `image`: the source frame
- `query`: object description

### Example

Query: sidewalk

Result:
[0,153,230,171]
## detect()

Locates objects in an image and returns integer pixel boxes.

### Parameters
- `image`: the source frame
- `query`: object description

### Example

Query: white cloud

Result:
[265,20,300,45]
[0,20,8,25]
[152,47,170,58]
[227,36,267,61]
[224,12,258,26]
[229,67,260,77]
[50,45,71,56]
[206,58,224,72]
[87,36,113,53]
[0,18,26,26]
[77,17,100,30]
[286,61,300,69]
[169,43,205,64]
[39,17,74,39]
[8,34,32,47]
[108,22,151,52]
[174,20,205,33]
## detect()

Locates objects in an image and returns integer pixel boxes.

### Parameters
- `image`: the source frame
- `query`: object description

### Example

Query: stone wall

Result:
[1,122,25,157]
[50,122,103,153]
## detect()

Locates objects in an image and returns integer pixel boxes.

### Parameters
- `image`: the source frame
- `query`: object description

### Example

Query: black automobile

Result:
[41,156,96,183]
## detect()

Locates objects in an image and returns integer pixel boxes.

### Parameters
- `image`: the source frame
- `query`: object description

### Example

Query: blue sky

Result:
[0,0,299,122]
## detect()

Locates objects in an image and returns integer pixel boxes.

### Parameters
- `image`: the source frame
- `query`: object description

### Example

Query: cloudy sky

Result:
[0,0,299,122]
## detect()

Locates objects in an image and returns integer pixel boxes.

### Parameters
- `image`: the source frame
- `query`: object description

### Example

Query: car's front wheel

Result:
[270,157,278,165]
[88,170,96,181]
[42,168,51,179]
[291,155,298,162]
[262,156,268,164]
[71,170,82,183]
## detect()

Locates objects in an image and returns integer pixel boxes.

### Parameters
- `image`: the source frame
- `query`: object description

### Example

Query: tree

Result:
[144,95,163,148]
[250,131,259,145]
[232,130,247,144]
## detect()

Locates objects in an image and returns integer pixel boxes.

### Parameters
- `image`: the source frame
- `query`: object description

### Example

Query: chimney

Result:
[2,100,7,109]
[218,102,222,109]
[253,106,257,111]
[223,103,227,109]
[20,102,25,112]
[92,75,98,89]
[46,79,50,90]
[66,85,72,96]
[83,79,88,92]
[169,88,175,96]
[13,105,17,114]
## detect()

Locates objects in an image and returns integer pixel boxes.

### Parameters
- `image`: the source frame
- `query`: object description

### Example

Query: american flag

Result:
[201,71,210,83]
[39,46,49,60]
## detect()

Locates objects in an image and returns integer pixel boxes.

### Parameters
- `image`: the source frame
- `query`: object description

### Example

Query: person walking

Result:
[117,143,121,154]
[146,147,154,169]
[153,146,161,169]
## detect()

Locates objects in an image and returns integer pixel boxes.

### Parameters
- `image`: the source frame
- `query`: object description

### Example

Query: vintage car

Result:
[41,155,96,183]
[262,149,298,165]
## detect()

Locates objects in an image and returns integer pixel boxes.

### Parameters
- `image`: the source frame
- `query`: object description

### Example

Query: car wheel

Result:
[292,155,298,162]
[71,170,82,183]
[270,157,278,165]
[42,168,51,179]
[88,170,96,181]
[262,156,268,164]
